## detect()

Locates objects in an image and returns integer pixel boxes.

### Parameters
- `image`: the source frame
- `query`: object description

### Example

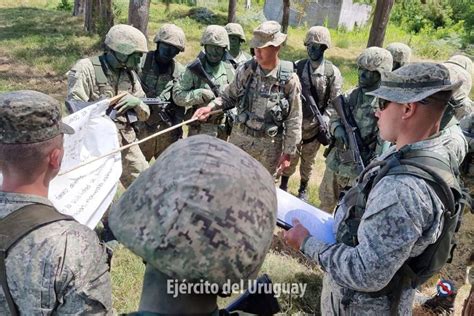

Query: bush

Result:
[56,0,72,11]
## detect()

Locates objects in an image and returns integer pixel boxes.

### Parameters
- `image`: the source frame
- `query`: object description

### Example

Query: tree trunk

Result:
[128,0,150,36]
[228,0,237,23]
[367,0,394,47]
[73,0,86,16]
[281,0,290,34]
[85,0,114,37]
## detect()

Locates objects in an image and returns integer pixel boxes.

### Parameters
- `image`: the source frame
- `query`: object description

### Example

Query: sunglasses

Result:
[378,98,391,111]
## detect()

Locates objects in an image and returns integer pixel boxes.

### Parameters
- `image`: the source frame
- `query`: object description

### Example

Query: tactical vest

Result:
[296,59,334,118]
[234,59,294,138]
[335,147,464,315]
[0,204,76,316]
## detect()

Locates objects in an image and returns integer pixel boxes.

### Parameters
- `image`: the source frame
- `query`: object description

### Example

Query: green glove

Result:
[196,89,215,104]
[333,125,348,146]
[115,94,142,114]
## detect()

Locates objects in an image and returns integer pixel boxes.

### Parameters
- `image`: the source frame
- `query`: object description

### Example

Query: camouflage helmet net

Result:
[201,25,230,50]
[447,55,473,75]
[109,135,277,285]
[357,46,393,74]
[225,23,246,42]
[153,23,186,52]
[386,42,412,65]
[104,24,148,55]
[304,26,331,48]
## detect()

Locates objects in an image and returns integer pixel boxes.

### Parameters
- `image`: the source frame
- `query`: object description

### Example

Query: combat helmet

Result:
[447,55,473,74]
[304,26,331,49]
[104,24,148,55]
[357,46,393,74]
[109,135,277,285]
[386,42,412,66]
[201,25,230,50]
[153,23,186,52]
[225,23,246,42]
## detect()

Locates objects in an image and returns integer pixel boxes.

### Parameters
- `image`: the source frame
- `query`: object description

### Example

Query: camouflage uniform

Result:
[208,21,302,173]
[173,25,235,138]
[0,90,112,315]
[67,24,149,188]
[460,114,473,203]
[138,24,186,161]
[443,55,473,120]
[319,47,392,212]
[302,63,463,315]
[282,26,343,198]
[109,135,276,314]
[225,23,252,65]
[386,42,411,70]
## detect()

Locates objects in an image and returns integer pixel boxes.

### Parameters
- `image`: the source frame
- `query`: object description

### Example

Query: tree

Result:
[84,0,114,37]
[73,0,86,16]
[281,0,290,34]
[228,0,237,23]
[367,0,394,47]
[128,0,151,36]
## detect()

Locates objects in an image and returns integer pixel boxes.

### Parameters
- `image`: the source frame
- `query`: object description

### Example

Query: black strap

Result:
[0,204,75,315]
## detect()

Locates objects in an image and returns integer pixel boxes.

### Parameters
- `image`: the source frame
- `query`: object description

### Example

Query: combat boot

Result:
[280,176,289,191]
[298,180,309,202]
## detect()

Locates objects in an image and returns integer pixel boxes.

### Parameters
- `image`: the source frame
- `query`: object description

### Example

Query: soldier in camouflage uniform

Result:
[460,113,473,203]
[284,63,464,315]
[173,25,235,138]
[443,55,472,121]
[319,47,392,212]
[386,42,411,71]
[137,24,186,161]
[67,24,149,188]
[194,21,302,174]
[0,91,112,315]
[225,23,252,66]
[109,135,276,314]
[280,26,343,201]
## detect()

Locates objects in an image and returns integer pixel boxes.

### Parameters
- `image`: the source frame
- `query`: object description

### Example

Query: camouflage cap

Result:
[104,24,148,55]
[367,62,462,104]
[304,26,331,48]
[0,90,74,144]
[249,21,287,49]
[386,42,412,65]
[446,55,473,74]
[201,25,230,50]
[357,46,393,74]
[109,135,277,285]
[153,23,186,52]
[225,23,246,42]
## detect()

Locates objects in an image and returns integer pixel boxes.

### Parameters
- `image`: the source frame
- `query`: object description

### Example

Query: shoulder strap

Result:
[277,60,294,86]
[90,56,109,85]
[0,204,75,316]
[295,59,307,79]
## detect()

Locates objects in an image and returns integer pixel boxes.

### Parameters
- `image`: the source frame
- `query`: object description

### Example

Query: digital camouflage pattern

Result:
[225,23,246,42]
[0,192,112,315]
[0,90,74,144]
[448,55,473,74]
[231,50,252,65]
[304,136,454,315]
[200,25,230,49]
[249,21,287,48]
[386,42,411,65]
[304,26,332,48]
[356,46,393,74]
[104,24,148,55]
[153,23,185,51]
[460,113,473,194]
[109,135,277,285]
[67,56,149,188]
[443,59,473,119]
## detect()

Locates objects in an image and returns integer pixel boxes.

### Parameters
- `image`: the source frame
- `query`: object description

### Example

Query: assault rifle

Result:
[301,81,331,146]
[224,274,281,315]
[65,97,170,124]
[188,57,220,97]
[332,95,365,174]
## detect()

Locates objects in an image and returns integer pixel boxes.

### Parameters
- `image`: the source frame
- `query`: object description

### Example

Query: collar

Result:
[256,61,280,79]
[0,191,53,218]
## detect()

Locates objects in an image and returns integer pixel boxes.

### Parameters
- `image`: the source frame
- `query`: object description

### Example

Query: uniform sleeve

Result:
[173,68,205,108]
[329,90,351,134]
[303,176,441,292]
[67,59,96,102]
[54,226,112,315]
[282,73,303,154]
[324,65,343,124]
[131,71,149,121]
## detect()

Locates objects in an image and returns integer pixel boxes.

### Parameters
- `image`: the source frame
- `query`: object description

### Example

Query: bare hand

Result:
[193,106,212,121]
[283,218,310,250]
[276,153,291,175]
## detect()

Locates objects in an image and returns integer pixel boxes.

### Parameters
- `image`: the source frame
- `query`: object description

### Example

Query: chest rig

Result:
[335,146,465,315]
[233,59,294,138]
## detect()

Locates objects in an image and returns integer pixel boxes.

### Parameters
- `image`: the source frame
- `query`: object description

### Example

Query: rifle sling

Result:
[344,88,372,160]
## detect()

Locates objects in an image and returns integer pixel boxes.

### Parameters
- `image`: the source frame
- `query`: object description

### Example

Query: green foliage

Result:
[56,0,72,11]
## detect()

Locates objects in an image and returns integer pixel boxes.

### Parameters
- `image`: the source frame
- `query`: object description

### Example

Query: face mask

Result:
[156,42,180,63]
[108,51,143,70]
[204,45,225,66]
[228,35,241,56]
[358,68,381,89]
[307,43,326,61]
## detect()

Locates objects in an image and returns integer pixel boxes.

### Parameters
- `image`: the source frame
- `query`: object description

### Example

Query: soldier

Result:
[443,55,472,121]
[225,22,252,66]
[0,91,112,315]
[138,23,186,161]
[460,113,473,200]
[194,21,302,174]
[109,135,277,314]
[280,26,343,201]
[284,63,464,315]
[319,47,392,212]
[173,25,235,138]
[386,42,411,71]
[67,24,149,189]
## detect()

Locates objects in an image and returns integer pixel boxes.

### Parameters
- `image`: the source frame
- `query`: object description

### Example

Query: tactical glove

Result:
[115,93,142,115]
[333,125,348,146]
